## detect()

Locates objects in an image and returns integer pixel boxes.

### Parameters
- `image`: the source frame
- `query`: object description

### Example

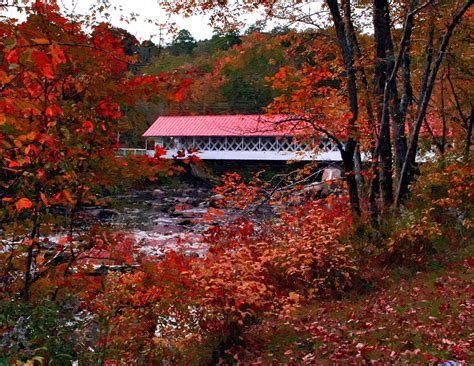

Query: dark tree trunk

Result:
[353,145,363,190]
[342,147,361,215]
[446,67,473,155]
[439,76,447,155]
[369,169,380,226]
[342,1,364,191]
[396,0,473,205]
[23,220,39,301]
[391,1,418,182]
[373,0,395,207]
[466,107,473,154]
[343,0,379,220]
[326,0,361,215]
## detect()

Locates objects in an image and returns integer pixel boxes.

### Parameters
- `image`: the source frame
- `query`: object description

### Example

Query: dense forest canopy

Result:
[1,0,473,364]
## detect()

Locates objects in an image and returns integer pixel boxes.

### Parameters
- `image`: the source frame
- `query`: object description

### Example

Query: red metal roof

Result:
[143,115,293,137]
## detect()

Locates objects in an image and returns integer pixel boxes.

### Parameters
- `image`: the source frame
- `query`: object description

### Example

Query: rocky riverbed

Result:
[82,185,215,258]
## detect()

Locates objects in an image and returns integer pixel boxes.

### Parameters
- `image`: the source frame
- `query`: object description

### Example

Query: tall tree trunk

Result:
[369,169,380,226]
[399,44,413,130]
[418,23,435,114]
[353,145,363,190]
[439,75,447,155]
[342,0,379,221]
[446,66,473,155]
[466,108,473,155]
[326,0,361,215]
[342,1,364,192]
[395,0,473,206]
[23,217,40,301]
[391,0,418,182]
[373,0,395,207]
[342,147,361,215]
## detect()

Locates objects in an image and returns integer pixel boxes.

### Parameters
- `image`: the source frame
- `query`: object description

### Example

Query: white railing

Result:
[116,148,154,157]
[154,136,339,153]
[116,137,343,161]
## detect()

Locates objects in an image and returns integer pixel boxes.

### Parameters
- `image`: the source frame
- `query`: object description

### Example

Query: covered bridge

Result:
[127,115,341,161]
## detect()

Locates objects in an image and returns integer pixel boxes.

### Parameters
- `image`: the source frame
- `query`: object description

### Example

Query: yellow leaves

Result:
[18,356,44,366]
[26,131,37,141]
[288,291,301,302]
[32,38,50,45]
[74,81,84,93]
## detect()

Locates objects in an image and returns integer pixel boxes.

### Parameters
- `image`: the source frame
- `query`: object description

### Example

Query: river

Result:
[91,184,214,258]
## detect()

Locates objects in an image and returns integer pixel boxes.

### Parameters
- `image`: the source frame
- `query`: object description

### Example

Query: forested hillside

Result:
[120,27,298,146]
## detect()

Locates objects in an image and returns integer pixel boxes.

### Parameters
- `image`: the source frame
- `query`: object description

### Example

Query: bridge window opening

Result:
[278,137,292,151]
[227,137,243,150]
[152,136,340,154]
[260,137,276,151]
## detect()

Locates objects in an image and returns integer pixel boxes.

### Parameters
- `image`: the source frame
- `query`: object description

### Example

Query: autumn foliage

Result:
[0,0,184,325]
[1,0,473,365]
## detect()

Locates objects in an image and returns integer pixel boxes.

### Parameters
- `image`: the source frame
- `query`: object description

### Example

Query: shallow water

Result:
[102,186,213,257]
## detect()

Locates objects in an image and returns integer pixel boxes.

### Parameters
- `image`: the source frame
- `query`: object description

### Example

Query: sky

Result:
[67,0,219,42]
[2,0,266,43]
[1,0,336,44]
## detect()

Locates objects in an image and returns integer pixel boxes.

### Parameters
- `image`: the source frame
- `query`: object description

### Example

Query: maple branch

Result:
[272,116,344,152]
[387,0,430,90]
[446,66,469,128]
[15,42,135,65]
[422,116,444,153]
[408,0,434,16]
[271,168,325,193]
[244,166,335,216]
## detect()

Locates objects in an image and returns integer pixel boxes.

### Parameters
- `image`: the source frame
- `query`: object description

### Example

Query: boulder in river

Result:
[177,219,193,226]
[96,209,120,221]
[209,194,224,207]
[152,189,165,197]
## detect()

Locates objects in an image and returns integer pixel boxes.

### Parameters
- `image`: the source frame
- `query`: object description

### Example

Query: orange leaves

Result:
[155,145,167,157]
[24,144,39,155]
[5,194,49,211]
[15,197,33,211]
[26,131,37,141]
[39,192,49,207]
[45,104,63,118]
[66,174,361,362]
[8,159,22,168]
[49,43,67,65]
[61,190,75,205]
[0,70,15,86]
[174,90,184,102]
[32,38,50,45]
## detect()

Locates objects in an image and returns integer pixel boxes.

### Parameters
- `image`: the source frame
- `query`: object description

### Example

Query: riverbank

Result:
[230,242,474,364]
